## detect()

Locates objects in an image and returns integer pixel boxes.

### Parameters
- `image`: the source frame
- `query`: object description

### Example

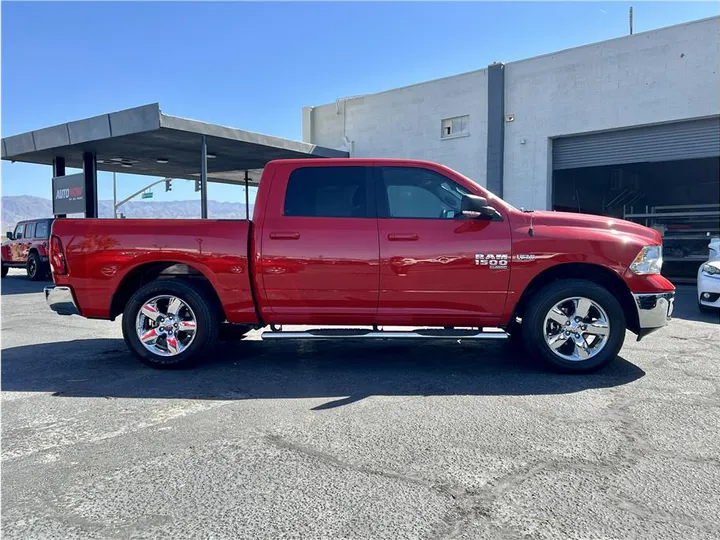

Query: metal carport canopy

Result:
[1,102,348,187]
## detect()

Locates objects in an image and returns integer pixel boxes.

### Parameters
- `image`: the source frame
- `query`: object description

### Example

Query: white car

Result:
[697,237,720,314]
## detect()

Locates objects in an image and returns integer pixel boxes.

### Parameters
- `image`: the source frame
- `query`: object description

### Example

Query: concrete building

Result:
[302,15,720,273]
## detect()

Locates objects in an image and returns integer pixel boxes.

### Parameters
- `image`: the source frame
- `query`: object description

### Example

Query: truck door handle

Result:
[269,232,300,240]
[388,233,418,241]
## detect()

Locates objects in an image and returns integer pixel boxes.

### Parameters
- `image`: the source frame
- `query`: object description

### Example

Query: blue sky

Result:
[2,1,718,206]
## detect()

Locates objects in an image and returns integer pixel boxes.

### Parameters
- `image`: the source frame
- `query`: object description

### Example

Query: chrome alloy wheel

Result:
[135,295,198,357]
[542,296,610,362]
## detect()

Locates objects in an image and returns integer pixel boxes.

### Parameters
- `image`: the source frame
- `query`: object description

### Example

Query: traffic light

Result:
[165,178,172,192]
[195,179,201,192]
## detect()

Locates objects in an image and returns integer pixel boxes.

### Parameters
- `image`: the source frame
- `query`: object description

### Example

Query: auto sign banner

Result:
[52,173,86,215]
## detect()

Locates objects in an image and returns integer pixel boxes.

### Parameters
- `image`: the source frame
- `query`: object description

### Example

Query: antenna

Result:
[629,6,633,35]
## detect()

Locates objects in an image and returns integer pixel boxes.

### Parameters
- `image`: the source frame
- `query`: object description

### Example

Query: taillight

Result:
[50,235,68,275]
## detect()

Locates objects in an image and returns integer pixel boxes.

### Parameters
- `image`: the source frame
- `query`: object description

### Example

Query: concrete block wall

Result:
[304,70,489,186]
[305,16,720,210]
[503,16,720,210]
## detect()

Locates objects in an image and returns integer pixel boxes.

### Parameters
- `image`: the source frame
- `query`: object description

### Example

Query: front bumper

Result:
[697,271,720,308]
[44,286,80,316]
[632,291,675,341]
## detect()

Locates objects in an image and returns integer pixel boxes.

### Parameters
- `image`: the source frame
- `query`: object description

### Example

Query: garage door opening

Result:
[552,157,720,281]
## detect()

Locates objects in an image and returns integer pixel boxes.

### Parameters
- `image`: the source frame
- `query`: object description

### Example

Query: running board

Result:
[261,328,509,340]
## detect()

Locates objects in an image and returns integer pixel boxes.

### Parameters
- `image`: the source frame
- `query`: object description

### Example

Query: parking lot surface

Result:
[2,268,719,539]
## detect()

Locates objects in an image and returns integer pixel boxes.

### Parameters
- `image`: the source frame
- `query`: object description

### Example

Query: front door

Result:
[9,223,25,262]
[376,165,512,327]
[259,164,379,325]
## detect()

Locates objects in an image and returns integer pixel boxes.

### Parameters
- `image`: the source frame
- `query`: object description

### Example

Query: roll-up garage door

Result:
[553,117,720,170]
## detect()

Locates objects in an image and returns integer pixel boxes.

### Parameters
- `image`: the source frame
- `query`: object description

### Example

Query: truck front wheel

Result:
[521,279,626,373]
[122,279,219,369]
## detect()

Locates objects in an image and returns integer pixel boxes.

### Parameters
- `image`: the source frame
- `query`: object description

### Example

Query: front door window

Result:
[380,167,470,220]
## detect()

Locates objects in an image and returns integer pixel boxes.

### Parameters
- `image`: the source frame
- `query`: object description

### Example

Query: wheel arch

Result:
[513,263,639,334]
[110,261,226,322]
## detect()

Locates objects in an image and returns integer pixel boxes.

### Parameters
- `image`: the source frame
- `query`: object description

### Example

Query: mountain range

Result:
[1,195,253,232]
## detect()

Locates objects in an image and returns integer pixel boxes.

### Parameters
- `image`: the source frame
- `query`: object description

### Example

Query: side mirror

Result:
[461,195,502,220]
[6,231,13,240]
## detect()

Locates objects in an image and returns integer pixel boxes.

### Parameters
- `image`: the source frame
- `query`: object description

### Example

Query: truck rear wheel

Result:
[122,279,219,369]
[521,279,626,373]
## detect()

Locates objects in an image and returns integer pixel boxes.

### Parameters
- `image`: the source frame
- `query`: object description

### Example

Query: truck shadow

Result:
[1,272,52,296]
[1,338,645,408]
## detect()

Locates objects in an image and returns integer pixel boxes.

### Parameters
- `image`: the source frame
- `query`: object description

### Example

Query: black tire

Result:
[27,252,43,281]
[1,264,8,278]
[521,279,626,374]
[122,279,219,369]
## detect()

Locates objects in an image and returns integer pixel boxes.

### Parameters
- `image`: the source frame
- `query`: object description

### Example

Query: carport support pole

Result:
[244,170,250,220]
[53,157,67,218]
[113,172,118,218]
[82,151,98,218]
[201,135,208,219]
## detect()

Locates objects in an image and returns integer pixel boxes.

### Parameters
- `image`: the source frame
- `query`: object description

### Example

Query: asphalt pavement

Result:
[2,267,719,540]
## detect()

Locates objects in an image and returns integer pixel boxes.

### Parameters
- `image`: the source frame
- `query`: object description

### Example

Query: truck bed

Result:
[50,219,256,323]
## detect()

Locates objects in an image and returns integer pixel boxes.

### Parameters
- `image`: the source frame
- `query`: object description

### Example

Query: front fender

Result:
[503,219,654,323]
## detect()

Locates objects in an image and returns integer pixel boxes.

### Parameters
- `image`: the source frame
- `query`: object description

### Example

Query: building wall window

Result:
[441,115,469,139]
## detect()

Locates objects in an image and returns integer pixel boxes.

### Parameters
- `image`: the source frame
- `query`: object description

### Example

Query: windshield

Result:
[438,180,469,201]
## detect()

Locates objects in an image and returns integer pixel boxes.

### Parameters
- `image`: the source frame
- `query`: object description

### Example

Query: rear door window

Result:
[284,166,372,218]
[35,221,49,239]
[24,223,36,239]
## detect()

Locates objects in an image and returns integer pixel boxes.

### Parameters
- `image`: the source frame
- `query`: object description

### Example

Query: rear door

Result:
[258,163,379,325]
[34,220,51,256]
[375,165,512,326]
[22,222,36,260]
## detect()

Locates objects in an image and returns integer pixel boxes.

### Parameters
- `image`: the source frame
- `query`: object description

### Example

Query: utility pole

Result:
[629,6,633,35]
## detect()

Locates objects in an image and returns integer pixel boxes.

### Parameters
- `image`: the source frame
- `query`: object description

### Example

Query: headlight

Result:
[702,263,720,276]
[630,245,663,275]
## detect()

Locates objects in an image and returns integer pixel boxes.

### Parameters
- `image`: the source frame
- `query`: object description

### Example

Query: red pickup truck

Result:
[44,158,675,373]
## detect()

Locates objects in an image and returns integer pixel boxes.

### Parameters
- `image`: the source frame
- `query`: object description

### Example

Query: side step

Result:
[261,328,509,340]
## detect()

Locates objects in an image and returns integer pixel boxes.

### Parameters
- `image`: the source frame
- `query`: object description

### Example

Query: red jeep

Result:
[2,218,54,280]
